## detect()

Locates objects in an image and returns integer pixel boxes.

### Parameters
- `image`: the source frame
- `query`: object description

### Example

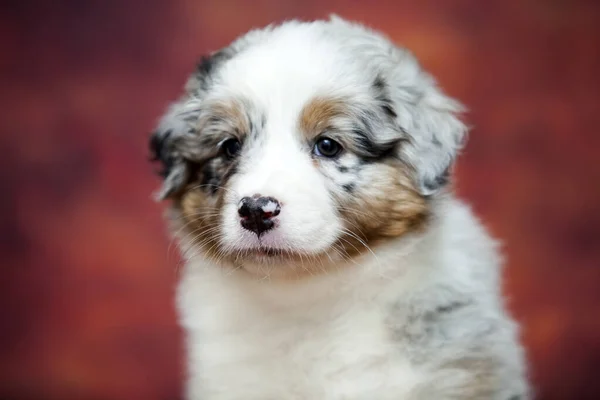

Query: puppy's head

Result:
[150,17,467,277]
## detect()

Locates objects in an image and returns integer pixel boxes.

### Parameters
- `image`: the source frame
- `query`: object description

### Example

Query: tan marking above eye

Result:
[199,99,251,137]
[299,96,348,140]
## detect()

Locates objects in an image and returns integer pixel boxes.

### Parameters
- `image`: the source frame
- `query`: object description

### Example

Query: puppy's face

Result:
[150,18,466,277]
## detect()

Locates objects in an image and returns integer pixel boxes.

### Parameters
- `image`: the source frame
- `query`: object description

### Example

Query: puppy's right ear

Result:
[149,100,197,200]
[149,50,233,201]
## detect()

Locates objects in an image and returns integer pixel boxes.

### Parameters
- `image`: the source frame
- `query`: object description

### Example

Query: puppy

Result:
[150,16,529,400]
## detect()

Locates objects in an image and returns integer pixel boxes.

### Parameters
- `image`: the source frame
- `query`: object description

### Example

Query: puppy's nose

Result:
[238,196,281,236]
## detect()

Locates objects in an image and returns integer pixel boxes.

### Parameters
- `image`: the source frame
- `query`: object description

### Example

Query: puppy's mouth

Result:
[244,247,289,258]
[250,247,280,256]
[234,246,309,263]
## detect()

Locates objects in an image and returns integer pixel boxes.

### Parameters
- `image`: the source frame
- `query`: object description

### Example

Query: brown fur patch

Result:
[299,96,347,139]
[172,186,226,262]
[335,160,429,258]
[201,99,251,137]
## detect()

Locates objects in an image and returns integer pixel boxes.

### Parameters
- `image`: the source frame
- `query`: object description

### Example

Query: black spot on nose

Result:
[238,196,281,236]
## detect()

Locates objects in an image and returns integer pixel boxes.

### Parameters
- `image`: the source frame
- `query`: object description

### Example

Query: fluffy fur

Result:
[150,16,529,399]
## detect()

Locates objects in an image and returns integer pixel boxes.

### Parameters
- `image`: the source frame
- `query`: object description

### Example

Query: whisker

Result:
[338,227,380,266]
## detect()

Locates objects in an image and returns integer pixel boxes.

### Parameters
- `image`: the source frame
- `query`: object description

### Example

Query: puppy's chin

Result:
[218,246,344,279]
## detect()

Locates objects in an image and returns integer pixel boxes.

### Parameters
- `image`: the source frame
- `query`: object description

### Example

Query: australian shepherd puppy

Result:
[149,16,529,400]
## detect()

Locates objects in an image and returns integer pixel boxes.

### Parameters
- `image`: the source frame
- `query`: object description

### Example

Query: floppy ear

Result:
[385,52,468,196]
[149,100,198,200]
[402,86,467,196]
[149,51,231,200]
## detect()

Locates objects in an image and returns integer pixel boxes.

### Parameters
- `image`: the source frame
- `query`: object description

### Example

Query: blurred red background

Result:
[1,1,599,399]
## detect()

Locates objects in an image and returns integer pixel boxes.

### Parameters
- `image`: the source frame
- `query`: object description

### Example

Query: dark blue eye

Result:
[222,139,241,159]
[314,137,342,158]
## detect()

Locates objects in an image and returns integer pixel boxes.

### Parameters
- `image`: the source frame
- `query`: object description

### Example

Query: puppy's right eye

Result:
[222,139,242,159]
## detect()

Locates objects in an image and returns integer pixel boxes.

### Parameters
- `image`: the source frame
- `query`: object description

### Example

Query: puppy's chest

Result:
[189,288,421,399]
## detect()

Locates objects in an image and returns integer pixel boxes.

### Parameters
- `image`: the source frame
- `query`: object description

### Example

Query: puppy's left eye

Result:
[313,137,342,158]
[222,138,242,159]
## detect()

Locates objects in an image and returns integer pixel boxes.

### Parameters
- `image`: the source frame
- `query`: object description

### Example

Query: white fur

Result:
[159,17,529,400]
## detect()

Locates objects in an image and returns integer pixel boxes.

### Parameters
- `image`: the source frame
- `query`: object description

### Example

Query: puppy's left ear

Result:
[384,55,468,196]
[405,86,467,196]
